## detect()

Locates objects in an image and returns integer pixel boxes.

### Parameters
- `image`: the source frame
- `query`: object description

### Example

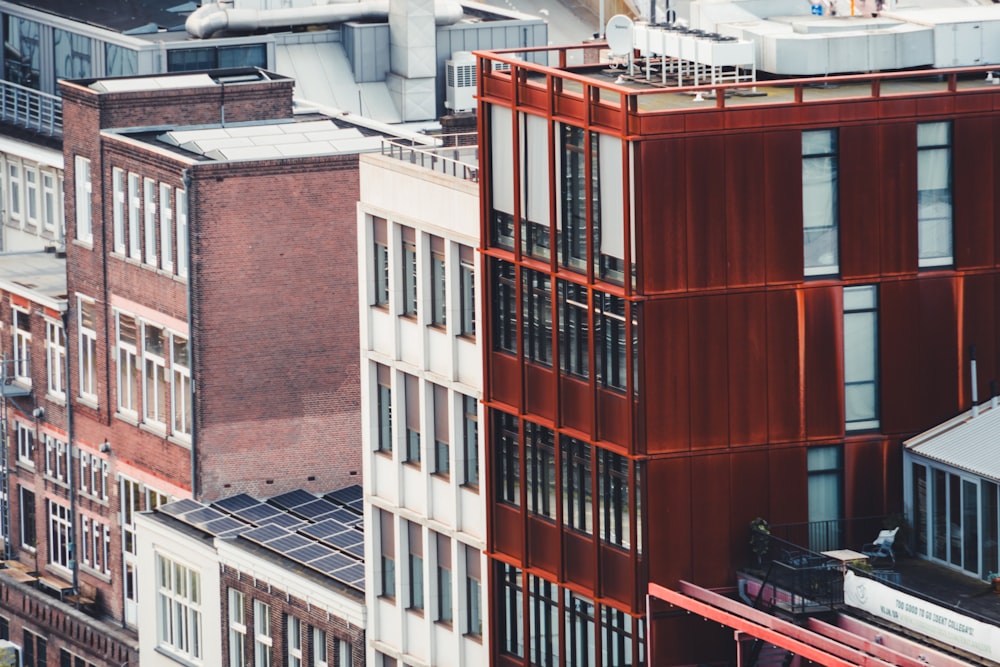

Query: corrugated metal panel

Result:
[905,401,1000,482]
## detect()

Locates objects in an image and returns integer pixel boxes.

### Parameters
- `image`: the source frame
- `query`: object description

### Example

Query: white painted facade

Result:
[358,147,488,667]
[0,136,65,252]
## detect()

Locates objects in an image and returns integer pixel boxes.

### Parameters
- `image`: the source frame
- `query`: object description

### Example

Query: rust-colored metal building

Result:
[475,43,1000,665]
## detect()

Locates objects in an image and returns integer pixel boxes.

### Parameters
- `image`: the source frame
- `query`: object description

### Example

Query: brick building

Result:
[0,67,406,664]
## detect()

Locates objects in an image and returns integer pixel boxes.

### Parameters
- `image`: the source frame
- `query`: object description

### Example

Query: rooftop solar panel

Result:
[269,533,313,552]
[204,516,248,535]
[182,506,227,526]
[269,489,318,509]
[322,530,362,550]
[213,494,260,513]
[293,499,339,520]
[243,524,292,544]
[311,552,354,573]
[286,543,335,564]
[259,513,305,530]
[343,543,365,559]
[234,503,282,523]
[159,498,203,516]
[325,485,363,505]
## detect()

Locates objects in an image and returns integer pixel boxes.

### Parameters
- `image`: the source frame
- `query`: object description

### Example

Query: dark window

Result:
[802,129,839,277]
[436,532,452,623]
[564,590,595,667]
[493,259,517,354]
[433,384,449,476]
[596,292,628,392]
[598,448,630,550]
[430,235,447,326]
[499,563,523,657]
[495,411,520,506]
[401,227,418,317]
[462,394,479,487]
[562,437,592,534]
[525,423,555,520]
[373,217,389,306]
[376,365,392,453]
[491,210,515,250]
[601,607,643,667]
[465,545,482,636]
[404,374,420,465]
[407,521,424,611]
[522,268,552,366]
[917,121,953,268]
[459,246,476,337]
[559,281,589,378]
[167,44,266,71]
[379,509,395,599]
[559,124,587,272]
[19,487,36,549]
[528,575,559,667]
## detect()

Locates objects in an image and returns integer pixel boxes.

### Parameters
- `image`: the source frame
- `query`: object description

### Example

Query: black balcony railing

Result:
[0,80,62,138]
[769,515,892,554]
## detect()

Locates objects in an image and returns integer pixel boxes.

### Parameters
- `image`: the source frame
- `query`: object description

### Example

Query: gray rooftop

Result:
[0,251,67,311]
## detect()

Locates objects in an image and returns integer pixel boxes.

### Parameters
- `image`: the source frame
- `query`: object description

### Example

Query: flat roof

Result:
[10,0,190,33]
[0,251,67,311]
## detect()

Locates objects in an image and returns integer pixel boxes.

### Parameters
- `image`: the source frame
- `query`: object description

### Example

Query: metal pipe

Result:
[970,345,978,417]
[183,169,198,500]
[64,308,79,595]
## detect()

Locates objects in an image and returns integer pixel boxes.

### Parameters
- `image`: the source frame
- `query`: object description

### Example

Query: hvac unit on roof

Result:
[445,51,477,113]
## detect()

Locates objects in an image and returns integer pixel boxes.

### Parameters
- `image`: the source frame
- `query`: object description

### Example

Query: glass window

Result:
[176,189,189,278]
[15,422,34,466]
[160,183,174,271]
[404,374,420,465]
[596,292,628,392]
[25,166,38,227]
[917,121,953,268]
[595,133,625,284]
[287,616,302,667]
[311,628,328,667]
[41,171,59,233]
[559,281,589,378]
[525,422,555,519]
[490,105,515,250]
[843,285,879,430]
[433,384,449,476]
[128,173,142,260]
[598,448,631,550]
[459,246,476,337]
[74,156,92,243]
[379,509,395,599]
[493,259,517,354]
[112,168,126,254]
[495,411,520,506]
[528,575,559,667]
[8,161,21,224]
[807,445,843,552]
[373,217,389,307]
[19,487,35,550]
[156,555,202,661]
[401,227,417,317]
[802,129,839,276]
[13,308,31,382]
[45,320,65,398]
[254,600,272,667]
[465,545,482,636]
[54,29,91,80]
[436,532,452,623]
[376,364,392,453]
[117,313,140,415]
[430,235,447,326]
[144,178,157,266]
[4,17,41,89]
[601,607,643,667]
[462,394,479,487]
[564,590,595,667]
[522,268,552,366]
[499,563,523,657]
[143,324,167,427]
[105,43,138,77]
[228,589,246,667]
[408,522,424,611]
[559,124,587,272]
[520,113,551,261]
[172,335,191,437]
[47,500,72,568]
[562,437,592,534]
[78,297,97,401]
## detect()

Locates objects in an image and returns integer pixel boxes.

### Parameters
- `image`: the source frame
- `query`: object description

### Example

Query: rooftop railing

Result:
[380,134,479,182]
[0,79,62,138]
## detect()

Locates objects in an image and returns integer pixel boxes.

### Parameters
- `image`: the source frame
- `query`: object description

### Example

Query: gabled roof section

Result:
[904,399,1000,482]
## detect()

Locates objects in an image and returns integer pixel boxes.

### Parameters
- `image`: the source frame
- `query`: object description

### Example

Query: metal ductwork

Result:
[185,0,465,38]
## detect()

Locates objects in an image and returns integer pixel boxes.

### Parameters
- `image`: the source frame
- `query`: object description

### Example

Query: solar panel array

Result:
[157,485,365,593]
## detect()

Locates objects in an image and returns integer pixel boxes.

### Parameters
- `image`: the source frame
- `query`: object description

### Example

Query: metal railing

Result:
[380,135,479,182]
[750,533,845,614]
[769,515,890,554]
[0,80,62,138]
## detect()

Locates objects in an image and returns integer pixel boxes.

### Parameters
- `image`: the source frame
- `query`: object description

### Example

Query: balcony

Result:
[0,80,62,139]
[380,134,478,182]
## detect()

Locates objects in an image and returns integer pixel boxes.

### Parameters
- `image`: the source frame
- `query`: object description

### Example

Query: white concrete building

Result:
[358,137,486,667]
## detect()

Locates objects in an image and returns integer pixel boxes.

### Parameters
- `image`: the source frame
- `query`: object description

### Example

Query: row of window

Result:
[14,422,110,500]
[498,564,645,667]
[802,121,954,276]
[114,310,191,439]
[374,364,479,486]
[109,166,190,277]
[225,587,354,667]
[494,411,642,552]
[15,488,110,576]
[489,109,629,286]
[493,260,637,392]
[372,218,476,336]
[9,305,66,400]
[377,511,483,638]
[0,155,63,235]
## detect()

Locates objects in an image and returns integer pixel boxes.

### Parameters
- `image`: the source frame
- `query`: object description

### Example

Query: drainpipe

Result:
[183,169,198,500]
[63,308,79,595]
[970,345,978,417]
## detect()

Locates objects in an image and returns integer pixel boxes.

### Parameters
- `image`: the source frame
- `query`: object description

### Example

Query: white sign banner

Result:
[844,570,1000,662]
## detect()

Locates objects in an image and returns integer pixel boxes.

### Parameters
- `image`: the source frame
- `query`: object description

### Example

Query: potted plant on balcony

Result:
[988,572,1000,593]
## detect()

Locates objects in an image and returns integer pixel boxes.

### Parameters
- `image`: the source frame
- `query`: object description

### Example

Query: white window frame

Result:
[7,159,21,225]
[144,177,157,266]
[336,638,351,667]
[117,312,139,416]
[15,421,34,467]
[142,323,167,428]
[47,500,72,570]
[74,155,92,243]
[45,319,66,399]
[171,334,191,439]
[254,600,273,667]
[156,553,203,662]
[41,169,60,233]
[287,616,302,667]
[176,189,189,278]
[80,452,91,495]
[44,435,68,484]
[13,307,31,384]
[160,183,174,272]
[128,172,141,259]
[78,515,109,574]
[78,296,97,402]
[312,628,328,667]
[228,589,246,667]
[113,167,126,254]
[24,164,38,228]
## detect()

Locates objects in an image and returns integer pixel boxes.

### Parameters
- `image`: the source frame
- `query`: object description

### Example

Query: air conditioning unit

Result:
[445,51,477,113]
[0,640,22,667]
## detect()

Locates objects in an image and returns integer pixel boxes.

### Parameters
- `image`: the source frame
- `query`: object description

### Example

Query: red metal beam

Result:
[804,618,929,667]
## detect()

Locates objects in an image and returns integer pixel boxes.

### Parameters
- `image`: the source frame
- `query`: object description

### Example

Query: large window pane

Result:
[917,121,952,268]
[802,129,839,276]
[843,285,878,430]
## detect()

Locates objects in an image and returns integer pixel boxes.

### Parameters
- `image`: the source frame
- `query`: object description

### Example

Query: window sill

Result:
[167,434,193,450]
[79,565,112,583]
[377,594,396,605]
[403,460,422,470]
[42,476,70,490]
[15,461,35,473]
[375,449,393,459]
[139,422,168,438]
[78,492,109,507]
[427,322,446,332]
[154,645,202,667]
[434,620,454,631]
[76,395,99,410]
[114,411,140,426]
[431,472,451,482]
[406,607,425,618]
[460,483,480,494]
[71,238,93,250]
[463,632,483,644]
[45,393,66,406]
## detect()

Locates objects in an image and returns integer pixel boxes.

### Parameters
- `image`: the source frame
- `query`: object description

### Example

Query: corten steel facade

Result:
[475,46,1000,666]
